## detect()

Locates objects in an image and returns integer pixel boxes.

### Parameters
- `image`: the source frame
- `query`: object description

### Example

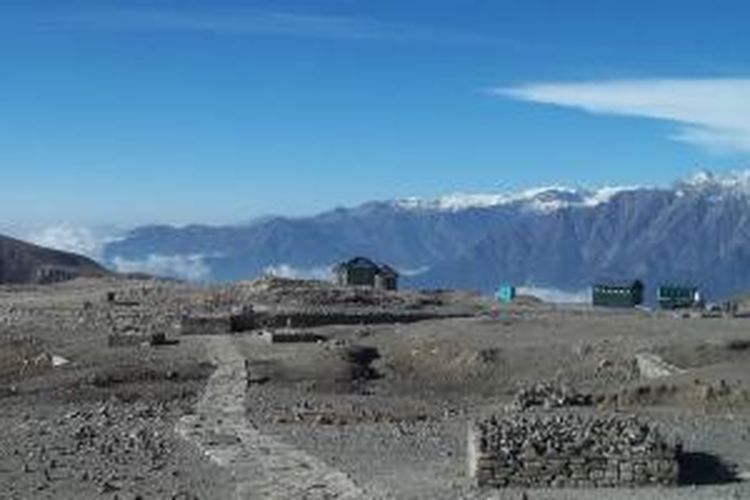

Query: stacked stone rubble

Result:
[469,413,679,488]
[511,382,593,410]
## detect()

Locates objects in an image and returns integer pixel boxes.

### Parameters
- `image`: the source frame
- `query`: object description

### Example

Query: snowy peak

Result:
[394,185,637,213]
[676,170,750,197]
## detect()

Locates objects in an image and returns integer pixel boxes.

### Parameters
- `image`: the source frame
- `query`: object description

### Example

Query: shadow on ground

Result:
[678,452,739,485]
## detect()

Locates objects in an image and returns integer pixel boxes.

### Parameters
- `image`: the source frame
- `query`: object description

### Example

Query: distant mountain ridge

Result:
[0,234,109,284]
[101,171,750,301]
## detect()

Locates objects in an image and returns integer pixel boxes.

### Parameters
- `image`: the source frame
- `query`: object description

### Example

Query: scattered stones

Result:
[511,382,593,411]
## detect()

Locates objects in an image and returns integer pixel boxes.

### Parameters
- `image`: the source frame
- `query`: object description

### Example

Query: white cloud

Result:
[263,263,333,281]
[263,263,430,280]
[397,265,431,277]
[496,79,750,154]
[26,223,123,261]
[518,286,590,304]
[21,6,437,42]
[111,254,212,282]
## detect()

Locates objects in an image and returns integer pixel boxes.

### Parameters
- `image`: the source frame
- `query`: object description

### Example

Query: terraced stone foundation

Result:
[469,413,679,488]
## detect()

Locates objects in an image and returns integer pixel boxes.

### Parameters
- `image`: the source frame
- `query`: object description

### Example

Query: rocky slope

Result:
[0,234,109,284]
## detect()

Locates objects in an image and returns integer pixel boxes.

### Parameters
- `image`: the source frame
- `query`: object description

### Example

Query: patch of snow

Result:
[52,355,70,367]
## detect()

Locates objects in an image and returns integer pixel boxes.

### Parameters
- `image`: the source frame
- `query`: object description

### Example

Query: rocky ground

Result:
[0,279,233,499]
[2,277,750,498]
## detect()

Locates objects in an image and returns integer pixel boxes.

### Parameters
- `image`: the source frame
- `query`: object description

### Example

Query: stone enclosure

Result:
[468,413,679,488]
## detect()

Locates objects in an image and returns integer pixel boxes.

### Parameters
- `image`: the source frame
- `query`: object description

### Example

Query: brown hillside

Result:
[0,234,109,284]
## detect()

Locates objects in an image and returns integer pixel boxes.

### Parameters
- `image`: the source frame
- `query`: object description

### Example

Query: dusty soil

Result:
[2,277,750,498]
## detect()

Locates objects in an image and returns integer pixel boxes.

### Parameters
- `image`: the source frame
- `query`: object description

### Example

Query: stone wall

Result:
[469,413,679,488]
[180,314,233,335]
[180,307,455,334]
[107,330,155,347]
[180,309,255,335]
[258,329,326,344]
[253,308,450,329]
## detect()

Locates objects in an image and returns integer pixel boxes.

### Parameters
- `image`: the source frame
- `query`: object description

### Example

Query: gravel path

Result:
[176,335,365,499]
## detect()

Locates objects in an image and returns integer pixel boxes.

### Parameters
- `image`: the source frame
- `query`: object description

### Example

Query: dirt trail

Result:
[176,335,365,499]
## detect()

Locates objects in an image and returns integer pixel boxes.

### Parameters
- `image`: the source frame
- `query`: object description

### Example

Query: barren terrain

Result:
[2,277,750,499]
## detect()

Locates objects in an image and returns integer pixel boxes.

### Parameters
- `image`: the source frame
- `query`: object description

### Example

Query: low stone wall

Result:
[469,413,679,488]
[258,329,326,344]
[254,308,451,329]
[108,330,153,347]
[180,310,255,335]
[180,314,232,335]
[180,306,466,334]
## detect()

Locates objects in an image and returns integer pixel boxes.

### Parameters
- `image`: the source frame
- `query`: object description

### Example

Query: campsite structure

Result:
[334,256,399,290]
[495,284,516,303]
[657,285,701,309]
[592,280,644,308]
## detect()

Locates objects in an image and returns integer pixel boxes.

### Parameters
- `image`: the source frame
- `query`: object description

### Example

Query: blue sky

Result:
[2,0,749,227]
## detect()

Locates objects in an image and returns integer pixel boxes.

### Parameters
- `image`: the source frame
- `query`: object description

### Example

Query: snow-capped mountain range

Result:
[393,185,638,213]
[16,170,750,302]
[675,170,750,198]
[394,170,750,213]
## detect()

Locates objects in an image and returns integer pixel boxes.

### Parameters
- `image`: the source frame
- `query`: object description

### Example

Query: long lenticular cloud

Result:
[14,6,442,42]
[495,78,750,154]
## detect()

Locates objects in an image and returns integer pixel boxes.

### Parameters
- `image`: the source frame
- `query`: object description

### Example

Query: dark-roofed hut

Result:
[334,257,399,291]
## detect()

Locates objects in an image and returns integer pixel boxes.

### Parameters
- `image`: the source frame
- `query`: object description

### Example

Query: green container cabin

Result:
[657,285,698,309]
[495,284,516,303]
[592,280,644,308]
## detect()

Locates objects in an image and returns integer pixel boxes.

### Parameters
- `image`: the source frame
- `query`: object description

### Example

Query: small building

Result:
[334,257,399,290]
[657,285,700,309]
[35,265,79,284]
[495,284,516,303]
[592,280,644,308]
[374,264,398,291]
